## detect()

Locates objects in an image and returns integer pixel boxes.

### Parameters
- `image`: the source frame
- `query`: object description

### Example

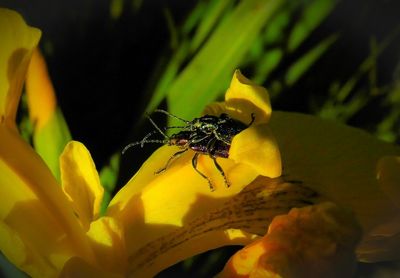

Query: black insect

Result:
[122,109,255,191]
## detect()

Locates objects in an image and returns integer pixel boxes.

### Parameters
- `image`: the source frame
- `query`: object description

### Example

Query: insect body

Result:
[123,110,255,191]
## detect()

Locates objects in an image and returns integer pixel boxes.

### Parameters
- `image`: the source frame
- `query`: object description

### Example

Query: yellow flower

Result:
[2,7,400,278]
[0,8,285,277]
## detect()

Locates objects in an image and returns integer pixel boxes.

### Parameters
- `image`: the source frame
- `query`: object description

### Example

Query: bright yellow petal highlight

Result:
[109,145,258,219]
[108,145,259,254]
[203,70,272,126]
[0,126,94,276]
[61,141,104,230]
[0,8,41,129]
[218,202,361,278]
[138,154,253,224]
[224,69,272,125]
[26,48,56,130]
[203,71,281,178]
[229,124,281,177]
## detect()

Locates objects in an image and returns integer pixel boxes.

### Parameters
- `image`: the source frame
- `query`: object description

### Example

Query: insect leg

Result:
[189,134,210,144]
[192,153,214,191]
[248,113,256,126]
[155,148,188,174]
[212,130,231,145]
[207,138,230,188]
[212,156,230,188]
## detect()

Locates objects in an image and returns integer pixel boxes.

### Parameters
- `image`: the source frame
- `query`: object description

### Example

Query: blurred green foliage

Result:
[146,0,339,129]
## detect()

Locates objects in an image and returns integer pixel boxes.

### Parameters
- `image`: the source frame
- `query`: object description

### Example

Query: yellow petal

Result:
[229,124,281,178]
[269,111,400,233]
[203,71,280,178]
[108,145,257,253]
[357,215,400,262]
[113,178,320,276]
[61,141,104,230]
[376,156,400,208]
[86,217,127,274]
[109,144,258,216]
[224,70,272,125]
[26,48,56,130]
[0,126,94,276]
[60,256,123,278]
[0,8,41,129]
[0,221,29,275]
[357,156,400,262]
[218,202,361,278]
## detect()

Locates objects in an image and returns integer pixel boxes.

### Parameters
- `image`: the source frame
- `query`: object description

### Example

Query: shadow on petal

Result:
[60,256,123,278]
[122,178,320,277]
[3,199,78,277]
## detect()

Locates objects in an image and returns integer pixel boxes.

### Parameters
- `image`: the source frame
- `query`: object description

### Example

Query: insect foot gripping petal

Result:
[212,156,230,188]
[154,149,188,175]
[192,153,215,191]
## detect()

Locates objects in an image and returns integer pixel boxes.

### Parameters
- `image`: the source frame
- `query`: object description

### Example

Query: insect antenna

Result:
[154,109,190,124]
[139,125,187,147]
[139,130,159,147]
[122,139,168,154]
[122,113,174,154]
[146,113,170,139]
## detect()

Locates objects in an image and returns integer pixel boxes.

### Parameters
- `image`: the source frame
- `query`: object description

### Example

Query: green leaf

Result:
[252,48,283,84]
[110,0,124,20]
[285,34,338,86]
[287,0,337,52]
[145,0,235,117]
[335,27,400,102]
[189,0,233,52]
[33,108,71,181]
[167,0,283,127]
[99,152,120,214]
